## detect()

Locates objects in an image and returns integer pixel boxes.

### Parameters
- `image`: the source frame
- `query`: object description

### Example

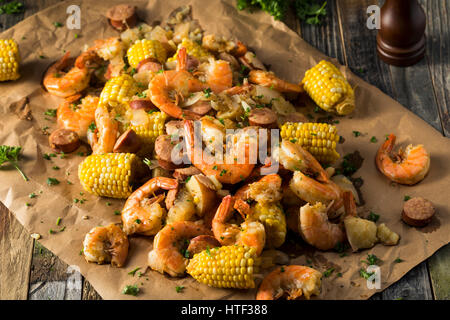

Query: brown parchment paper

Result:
[0,0,449,300]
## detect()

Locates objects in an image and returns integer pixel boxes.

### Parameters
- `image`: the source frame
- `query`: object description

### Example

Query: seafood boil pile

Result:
[0,5,434,300]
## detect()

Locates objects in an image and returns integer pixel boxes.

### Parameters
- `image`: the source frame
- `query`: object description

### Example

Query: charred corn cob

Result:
[78,153,141,199]
[99,74,140,116]
[302,60,355,115]
[0,39,20,81]
[187,245,261,289]
[252,202,286,249]
[168,37,211,63]
[127,39,167,67]
[280,122,340,164]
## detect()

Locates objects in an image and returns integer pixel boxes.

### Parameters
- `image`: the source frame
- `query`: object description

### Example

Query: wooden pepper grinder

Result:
[376,0,426,67]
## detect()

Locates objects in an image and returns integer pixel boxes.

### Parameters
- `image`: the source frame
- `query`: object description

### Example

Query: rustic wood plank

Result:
[428,245,450,300]
[300,0,345,64]
[0,203,34,300]
[336,0,395,98]
[82,279,102,300]
[420,0,450,137]
[381,262,433,300]
[335,0,435,300]
[389,59,443,132]
[29,241,82,300]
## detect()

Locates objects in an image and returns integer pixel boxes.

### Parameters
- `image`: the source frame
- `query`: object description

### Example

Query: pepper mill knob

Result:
[376,0,426,67]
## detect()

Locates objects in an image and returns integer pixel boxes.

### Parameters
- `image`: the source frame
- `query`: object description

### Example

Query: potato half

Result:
[344,217,378,252]
[186,174,217,217]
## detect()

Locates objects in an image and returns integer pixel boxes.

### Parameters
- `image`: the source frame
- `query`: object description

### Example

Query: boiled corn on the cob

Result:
[99,74,141,116]
[78,153,140,199]
[0,39,20,81]
[168,37,211,63]
[186,245,260,289]
[280,122,340,164]
[129,111,167,146]
[252,202,286,249]
[302,60,355,115]
[127,39,167,67]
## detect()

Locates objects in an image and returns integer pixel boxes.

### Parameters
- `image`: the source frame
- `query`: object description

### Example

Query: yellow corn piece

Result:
[129,110,167,156]
[280,122,340,164]
[99,74,140,116]
[78,153,140,199]
[0,39,20,81]
[302,60,355,115]
[167,37,211,63]
[252,202,286,249]
[187,245,261,289]
[127,39,167,68]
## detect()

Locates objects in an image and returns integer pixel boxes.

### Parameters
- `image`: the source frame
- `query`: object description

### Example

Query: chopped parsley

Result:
[361,254,380,266]
[323,268,335,277]
[56,217,62,226]
[352,131,361,137]
[175,286,185,293]
[122,285,139,296]
[367,211,380,223]
[394,258,404,263]
[52,166,60,170]
[203,88,212,98]
[128,267,141,276]
[114,210,121,215]
[53,22,63,28]
[29,192,37,198]
[143,158,152,166]
[280,266,285,272]
[46,178,60,186]
[404,195,411,201]
[135,219,142,224]
[0,146,28,181]
[359,268,374,280]
[88,122,97,132]
[44,109,57,117]
[370,136,378,143]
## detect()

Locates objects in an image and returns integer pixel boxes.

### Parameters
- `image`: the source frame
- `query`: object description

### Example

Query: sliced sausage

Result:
[173,166,202,182]
[130,99,157,111]
[137,58,162,73]
[187,100,212,116]
[402,197,435,227]
[154,134,184,164]
[165,186,179,210]
[113,129,141,153]
[187,235,221,257]
[186,54,199,71]
[248,107,277,128]
[49,129,80,153]
[157,159,180,171]
[106,4,138,31]
[165,120,184,136]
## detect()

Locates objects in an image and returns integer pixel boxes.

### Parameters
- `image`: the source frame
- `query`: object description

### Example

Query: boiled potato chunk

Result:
[166,187,196,224]
[344,217,378,252]
[377,223,400,246]
[185,174,217,217]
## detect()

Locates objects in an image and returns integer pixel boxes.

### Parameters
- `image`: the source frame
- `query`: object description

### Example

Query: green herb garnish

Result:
[0,146,28,181]
[175,286,184,293]
[323,267,335,277]
[44,109,57,117]
[46,178,60,186]
[128,267,141,276]
[122,285,139,296]
[404,195,411,201]
[362,254,380,266]
[367,211,380,223]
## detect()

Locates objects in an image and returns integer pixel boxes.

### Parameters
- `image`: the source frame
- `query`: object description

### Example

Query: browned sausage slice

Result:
[137,58,162,73]
[248,107,277,128]
[113,129,141,153]
[187,235,221,257]
[173,166,202,182]
[402,197,435,227]
[106,4,138,31]
[130,99,157,111]
[49,129,80,153]
[187,100,212,116]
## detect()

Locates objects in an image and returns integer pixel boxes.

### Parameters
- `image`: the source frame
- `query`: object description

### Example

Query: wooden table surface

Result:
[0,0,448,300]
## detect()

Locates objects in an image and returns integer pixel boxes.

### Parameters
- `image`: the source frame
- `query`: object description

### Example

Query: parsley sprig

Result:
[0,146,28,181]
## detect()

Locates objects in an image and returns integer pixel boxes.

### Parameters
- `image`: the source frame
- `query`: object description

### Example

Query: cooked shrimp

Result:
[83,223,129,267]
[212,195,265,255]
[235,174,283,204]
[248,70,303,93]
[122,177,179,235]
[279,140,329,182]
[376,133,430,185]
[57,94,98,140]
[289,171,342,213]
[299,202,345,251]
[147,221,212,277]
[149,47,208,119]
[90,105,119,154]
[198,58,232,93]
[184,120,255,184]
[256,265,322,300]
[43,51,94,98]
